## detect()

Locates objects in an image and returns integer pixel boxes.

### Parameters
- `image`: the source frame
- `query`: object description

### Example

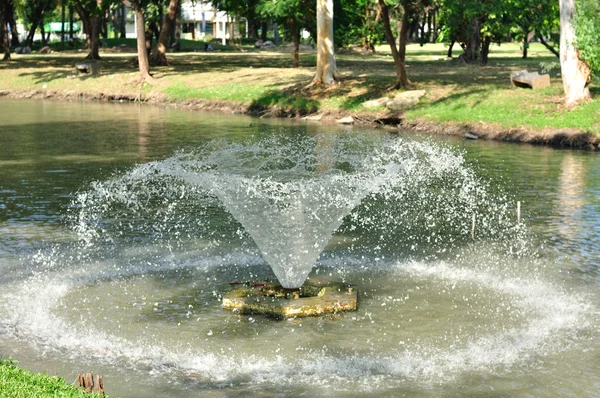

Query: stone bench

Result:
[510,70,550,90]
[75,61,100,75]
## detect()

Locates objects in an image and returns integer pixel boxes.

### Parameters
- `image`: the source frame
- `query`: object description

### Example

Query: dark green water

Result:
[0,99,598,397]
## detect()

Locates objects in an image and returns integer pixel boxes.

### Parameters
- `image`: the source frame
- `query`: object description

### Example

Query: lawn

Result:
[0,41,598,133]
[0,358,106,397]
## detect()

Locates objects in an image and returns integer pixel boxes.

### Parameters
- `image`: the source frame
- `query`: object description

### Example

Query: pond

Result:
[0,99,598,397]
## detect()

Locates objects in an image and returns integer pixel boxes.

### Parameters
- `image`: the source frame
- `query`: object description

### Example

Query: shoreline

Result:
[2,88,598,150]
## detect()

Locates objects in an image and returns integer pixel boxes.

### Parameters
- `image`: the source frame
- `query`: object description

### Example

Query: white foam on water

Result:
[0,255,591,393]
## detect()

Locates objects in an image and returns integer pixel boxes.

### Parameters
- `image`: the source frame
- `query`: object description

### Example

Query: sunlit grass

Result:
[0,358,107,397]
[0,41,598,133]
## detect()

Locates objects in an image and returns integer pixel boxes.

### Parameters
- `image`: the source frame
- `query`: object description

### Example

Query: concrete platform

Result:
[222,278,357,319]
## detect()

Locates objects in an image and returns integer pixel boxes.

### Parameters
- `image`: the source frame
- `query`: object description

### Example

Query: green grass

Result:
[0,358,105,397]
[165,81,270,101]
[1,41,598,133]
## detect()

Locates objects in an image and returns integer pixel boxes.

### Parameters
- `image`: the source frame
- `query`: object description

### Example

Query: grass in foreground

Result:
[0,358,105,397]
[0,42,598,133]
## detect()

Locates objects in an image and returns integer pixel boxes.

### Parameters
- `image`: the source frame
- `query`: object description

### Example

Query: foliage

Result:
[256,0,315,40]
[575,0,600,74]
[0,357,106,397]
[334,0,384,49]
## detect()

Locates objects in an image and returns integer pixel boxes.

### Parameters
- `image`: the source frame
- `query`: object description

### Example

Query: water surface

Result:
[0,99,598,397]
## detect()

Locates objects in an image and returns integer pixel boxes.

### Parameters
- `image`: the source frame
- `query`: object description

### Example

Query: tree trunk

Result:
[7,0,19,47]
[521,28,531,59]
[173,7,181,51]
[69,5,75,42]
[537,34,559,58]
[480,36,491,65]
[559,0,591,106]
[145,26,153,55]
[87,14,101,59]
[41,23,47,46]
[228,19,234,45]
[134,7,153,83]
[2,12,10,60]
[120,4,127,38]
[447,41,454,58]
[464,18,481,63]
[313,0,337,85]
[398,0,410,63]
[74,2,92,49]
[260,22,267,41]
[379,0,409,89]
[290,16,299,67]
[150,0,180,66]
[101,9,108,39]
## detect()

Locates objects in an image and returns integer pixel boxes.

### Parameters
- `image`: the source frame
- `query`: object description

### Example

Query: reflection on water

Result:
[557,154,586,241]
[0,99,599,398]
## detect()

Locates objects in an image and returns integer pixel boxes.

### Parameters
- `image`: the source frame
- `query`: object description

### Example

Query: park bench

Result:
[510,70,550,90]
[75,61,100,75]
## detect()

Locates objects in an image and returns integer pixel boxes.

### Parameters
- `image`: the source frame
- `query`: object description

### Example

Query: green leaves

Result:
[575,0,600,73]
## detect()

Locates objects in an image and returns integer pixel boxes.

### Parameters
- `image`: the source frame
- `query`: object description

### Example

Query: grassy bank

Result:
[0,358,105,397]
[0,42,598,135]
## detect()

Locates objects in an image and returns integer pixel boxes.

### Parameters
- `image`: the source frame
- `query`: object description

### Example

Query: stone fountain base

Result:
[222,278,357,319]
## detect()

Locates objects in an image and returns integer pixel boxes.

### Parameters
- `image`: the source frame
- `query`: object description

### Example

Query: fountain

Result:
[72,136,485,317]
[0,105,595,398]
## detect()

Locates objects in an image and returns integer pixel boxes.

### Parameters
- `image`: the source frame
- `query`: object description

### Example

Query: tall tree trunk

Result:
[313,0,337,85]
[7,0,19,47]
[87,14,101,59]
[69,5,74,42]
[134,7,152,82]
[379,0,409,89]
[41,23,47,46]
[150,0,180,66]
[173,7,181,51]
[521,28,532,59]
[74,1,92,50]
[560,0,591,106]
[228,19,234,45]
[120,4,127,38]
[145,26,153,55]
[480,36,491,65]
[464,18,481,63]
[398,0,410,62]
[101,9,108,39]
[260,22,267,41]
[1,9,10,60]
[61,1,65,48]
[290,16,299,67]
[447,41,454,58]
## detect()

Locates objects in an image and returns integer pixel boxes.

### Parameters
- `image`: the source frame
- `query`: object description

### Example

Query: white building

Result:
[123,0,243,44]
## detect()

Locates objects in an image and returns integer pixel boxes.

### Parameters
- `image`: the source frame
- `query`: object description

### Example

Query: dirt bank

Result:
[1,88,597,150]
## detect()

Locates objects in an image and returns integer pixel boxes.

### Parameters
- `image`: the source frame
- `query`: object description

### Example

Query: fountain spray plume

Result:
[68,135,531,289]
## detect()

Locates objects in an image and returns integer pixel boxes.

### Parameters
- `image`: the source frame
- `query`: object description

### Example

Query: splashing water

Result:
[0,133,596,397]
[71,136,515,288]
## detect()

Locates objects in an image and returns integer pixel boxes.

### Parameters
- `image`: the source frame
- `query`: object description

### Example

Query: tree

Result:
[575,0,600,75]
[378,0,410,89]
[73,0,104,59]
[1,0,11,60]
[258,0,315,68]
[559,0,591,105]
[438,0,508,65]
[313,0,337,84]
[22,0,57,47]
[149,0,180,65]
[508,0,559,58]
[123,0,153,82]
